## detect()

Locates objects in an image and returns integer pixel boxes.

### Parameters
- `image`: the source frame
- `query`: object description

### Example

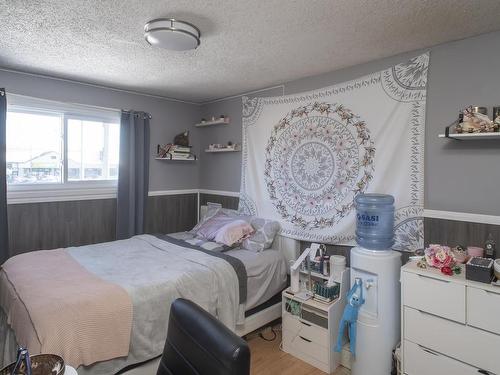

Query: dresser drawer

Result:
[467,286,500,336]
[404,307,500,374]
[404,340,480,375]
[402,271,465,323]
[282,327,329,365]
[283,313,329,347]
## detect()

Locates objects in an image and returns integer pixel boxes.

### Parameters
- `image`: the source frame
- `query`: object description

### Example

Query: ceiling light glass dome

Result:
[144,18,201,51]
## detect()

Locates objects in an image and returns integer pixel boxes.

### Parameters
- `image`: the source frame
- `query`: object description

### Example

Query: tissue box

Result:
[313,282,340,303]
[466,257,493,284]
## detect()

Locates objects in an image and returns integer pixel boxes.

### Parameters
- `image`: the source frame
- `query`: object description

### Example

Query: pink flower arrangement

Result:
[424,244,456,270]
[441,266,453,276]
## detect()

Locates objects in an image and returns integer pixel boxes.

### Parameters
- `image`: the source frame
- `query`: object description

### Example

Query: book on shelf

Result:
[156,144,193,157]
[170,146,192,153]
[169,153,194,159]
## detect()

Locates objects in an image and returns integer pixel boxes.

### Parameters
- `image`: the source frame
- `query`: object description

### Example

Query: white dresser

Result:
[401,261,500,375]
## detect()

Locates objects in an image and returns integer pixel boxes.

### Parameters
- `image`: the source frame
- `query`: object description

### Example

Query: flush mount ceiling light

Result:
[144,18,201,51]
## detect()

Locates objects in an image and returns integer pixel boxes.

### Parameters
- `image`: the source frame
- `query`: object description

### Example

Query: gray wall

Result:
[197,87,283,191]
[0,69,201,191]
[198,30,500,216]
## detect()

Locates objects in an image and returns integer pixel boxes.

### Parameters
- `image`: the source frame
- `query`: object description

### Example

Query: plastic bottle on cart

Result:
[355,193,395,250]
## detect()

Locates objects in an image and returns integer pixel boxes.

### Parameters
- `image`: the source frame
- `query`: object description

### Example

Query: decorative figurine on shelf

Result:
[173,130,189,146]
[493,108,500,132]
[484,234,497,259]
[460,106,496,133]
[335,278,365,357]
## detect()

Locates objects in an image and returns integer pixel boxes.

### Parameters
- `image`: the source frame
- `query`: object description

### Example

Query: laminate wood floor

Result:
[248,328,350,375]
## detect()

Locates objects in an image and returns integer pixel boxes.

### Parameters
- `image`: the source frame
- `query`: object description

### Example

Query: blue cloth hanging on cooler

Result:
[335,278,365,357]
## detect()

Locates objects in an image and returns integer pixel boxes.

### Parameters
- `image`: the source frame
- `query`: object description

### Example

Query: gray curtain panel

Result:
[116,111,150,240]
[0,89,9,263]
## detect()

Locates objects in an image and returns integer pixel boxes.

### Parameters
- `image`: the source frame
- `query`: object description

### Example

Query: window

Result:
[7,111,64,184]
[6,96,120,200]
[67,118,120,181]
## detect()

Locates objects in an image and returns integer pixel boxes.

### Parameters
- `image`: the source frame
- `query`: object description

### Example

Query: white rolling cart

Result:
[282,268,350,374]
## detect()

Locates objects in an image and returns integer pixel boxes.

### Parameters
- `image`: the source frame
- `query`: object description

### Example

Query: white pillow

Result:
[242,217,281,252]
[213,219,255,246]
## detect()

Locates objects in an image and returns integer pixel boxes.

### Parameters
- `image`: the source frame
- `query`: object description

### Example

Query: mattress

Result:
[167,231,288,311]
[226,247,288,311]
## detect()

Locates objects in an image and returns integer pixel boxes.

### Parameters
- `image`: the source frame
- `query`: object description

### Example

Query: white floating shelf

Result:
[195,119,230,127]
[205,148,241,153]
[439,132,500,140]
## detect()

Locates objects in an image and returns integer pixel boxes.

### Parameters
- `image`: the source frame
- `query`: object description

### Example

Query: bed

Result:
[0,209,299,375]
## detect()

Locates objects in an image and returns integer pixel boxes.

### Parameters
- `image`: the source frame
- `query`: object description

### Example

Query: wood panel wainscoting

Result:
[145,193,198,234]
[7,199,117,256]
[424,216,500,248]
[199,192,239,210]
[7,193,198,257]
[7,189,499,258]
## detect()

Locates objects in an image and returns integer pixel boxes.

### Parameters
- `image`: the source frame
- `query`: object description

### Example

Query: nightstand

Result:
[282,268,349,374]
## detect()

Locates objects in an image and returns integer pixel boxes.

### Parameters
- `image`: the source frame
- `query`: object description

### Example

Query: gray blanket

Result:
[155,234,247,304]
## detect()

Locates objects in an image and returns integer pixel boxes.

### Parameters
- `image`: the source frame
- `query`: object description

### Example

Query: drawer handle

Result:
[300,320,312,327]
[299,335,312,343]
[418,274,450,283]
[418,345,439,356]
[417,309,432,316]
[478,370,493,375]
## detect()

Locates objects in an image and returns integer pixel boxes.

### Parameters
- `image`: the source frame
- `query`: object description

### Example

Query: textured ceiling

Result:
[1,0,500,103]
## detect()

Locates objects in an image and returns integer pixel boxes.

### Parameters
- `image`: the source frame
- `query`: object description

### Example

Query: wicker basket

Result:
[0,354,65,375]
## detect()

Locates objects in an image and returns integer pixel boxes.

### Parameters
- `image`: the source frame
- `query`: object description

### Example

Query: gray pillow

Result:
[191,212,234,240]
[242,217,281,252]
[192,204,246,234]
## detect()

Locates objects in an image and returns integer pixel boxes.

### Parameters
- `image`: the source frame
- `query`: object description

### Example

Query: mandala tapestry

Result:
[239,53,429,251]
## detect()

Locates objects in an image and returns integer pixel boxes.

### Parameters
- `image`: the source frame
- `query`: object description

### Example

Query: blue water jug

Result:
[355,193,395,250]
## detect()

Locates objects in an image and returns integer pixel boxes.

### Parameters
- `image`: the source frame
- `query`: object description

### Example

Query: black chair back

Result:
[157,298,250,375]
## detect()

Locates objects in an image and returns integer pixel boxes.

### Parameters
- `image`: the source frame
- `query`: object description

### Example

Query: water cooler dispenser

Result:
[350,194,401,375]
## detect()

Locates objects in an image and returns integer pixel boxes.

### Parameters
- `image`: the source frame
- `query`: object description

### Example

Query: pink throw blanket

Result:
[0,249,133,367]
